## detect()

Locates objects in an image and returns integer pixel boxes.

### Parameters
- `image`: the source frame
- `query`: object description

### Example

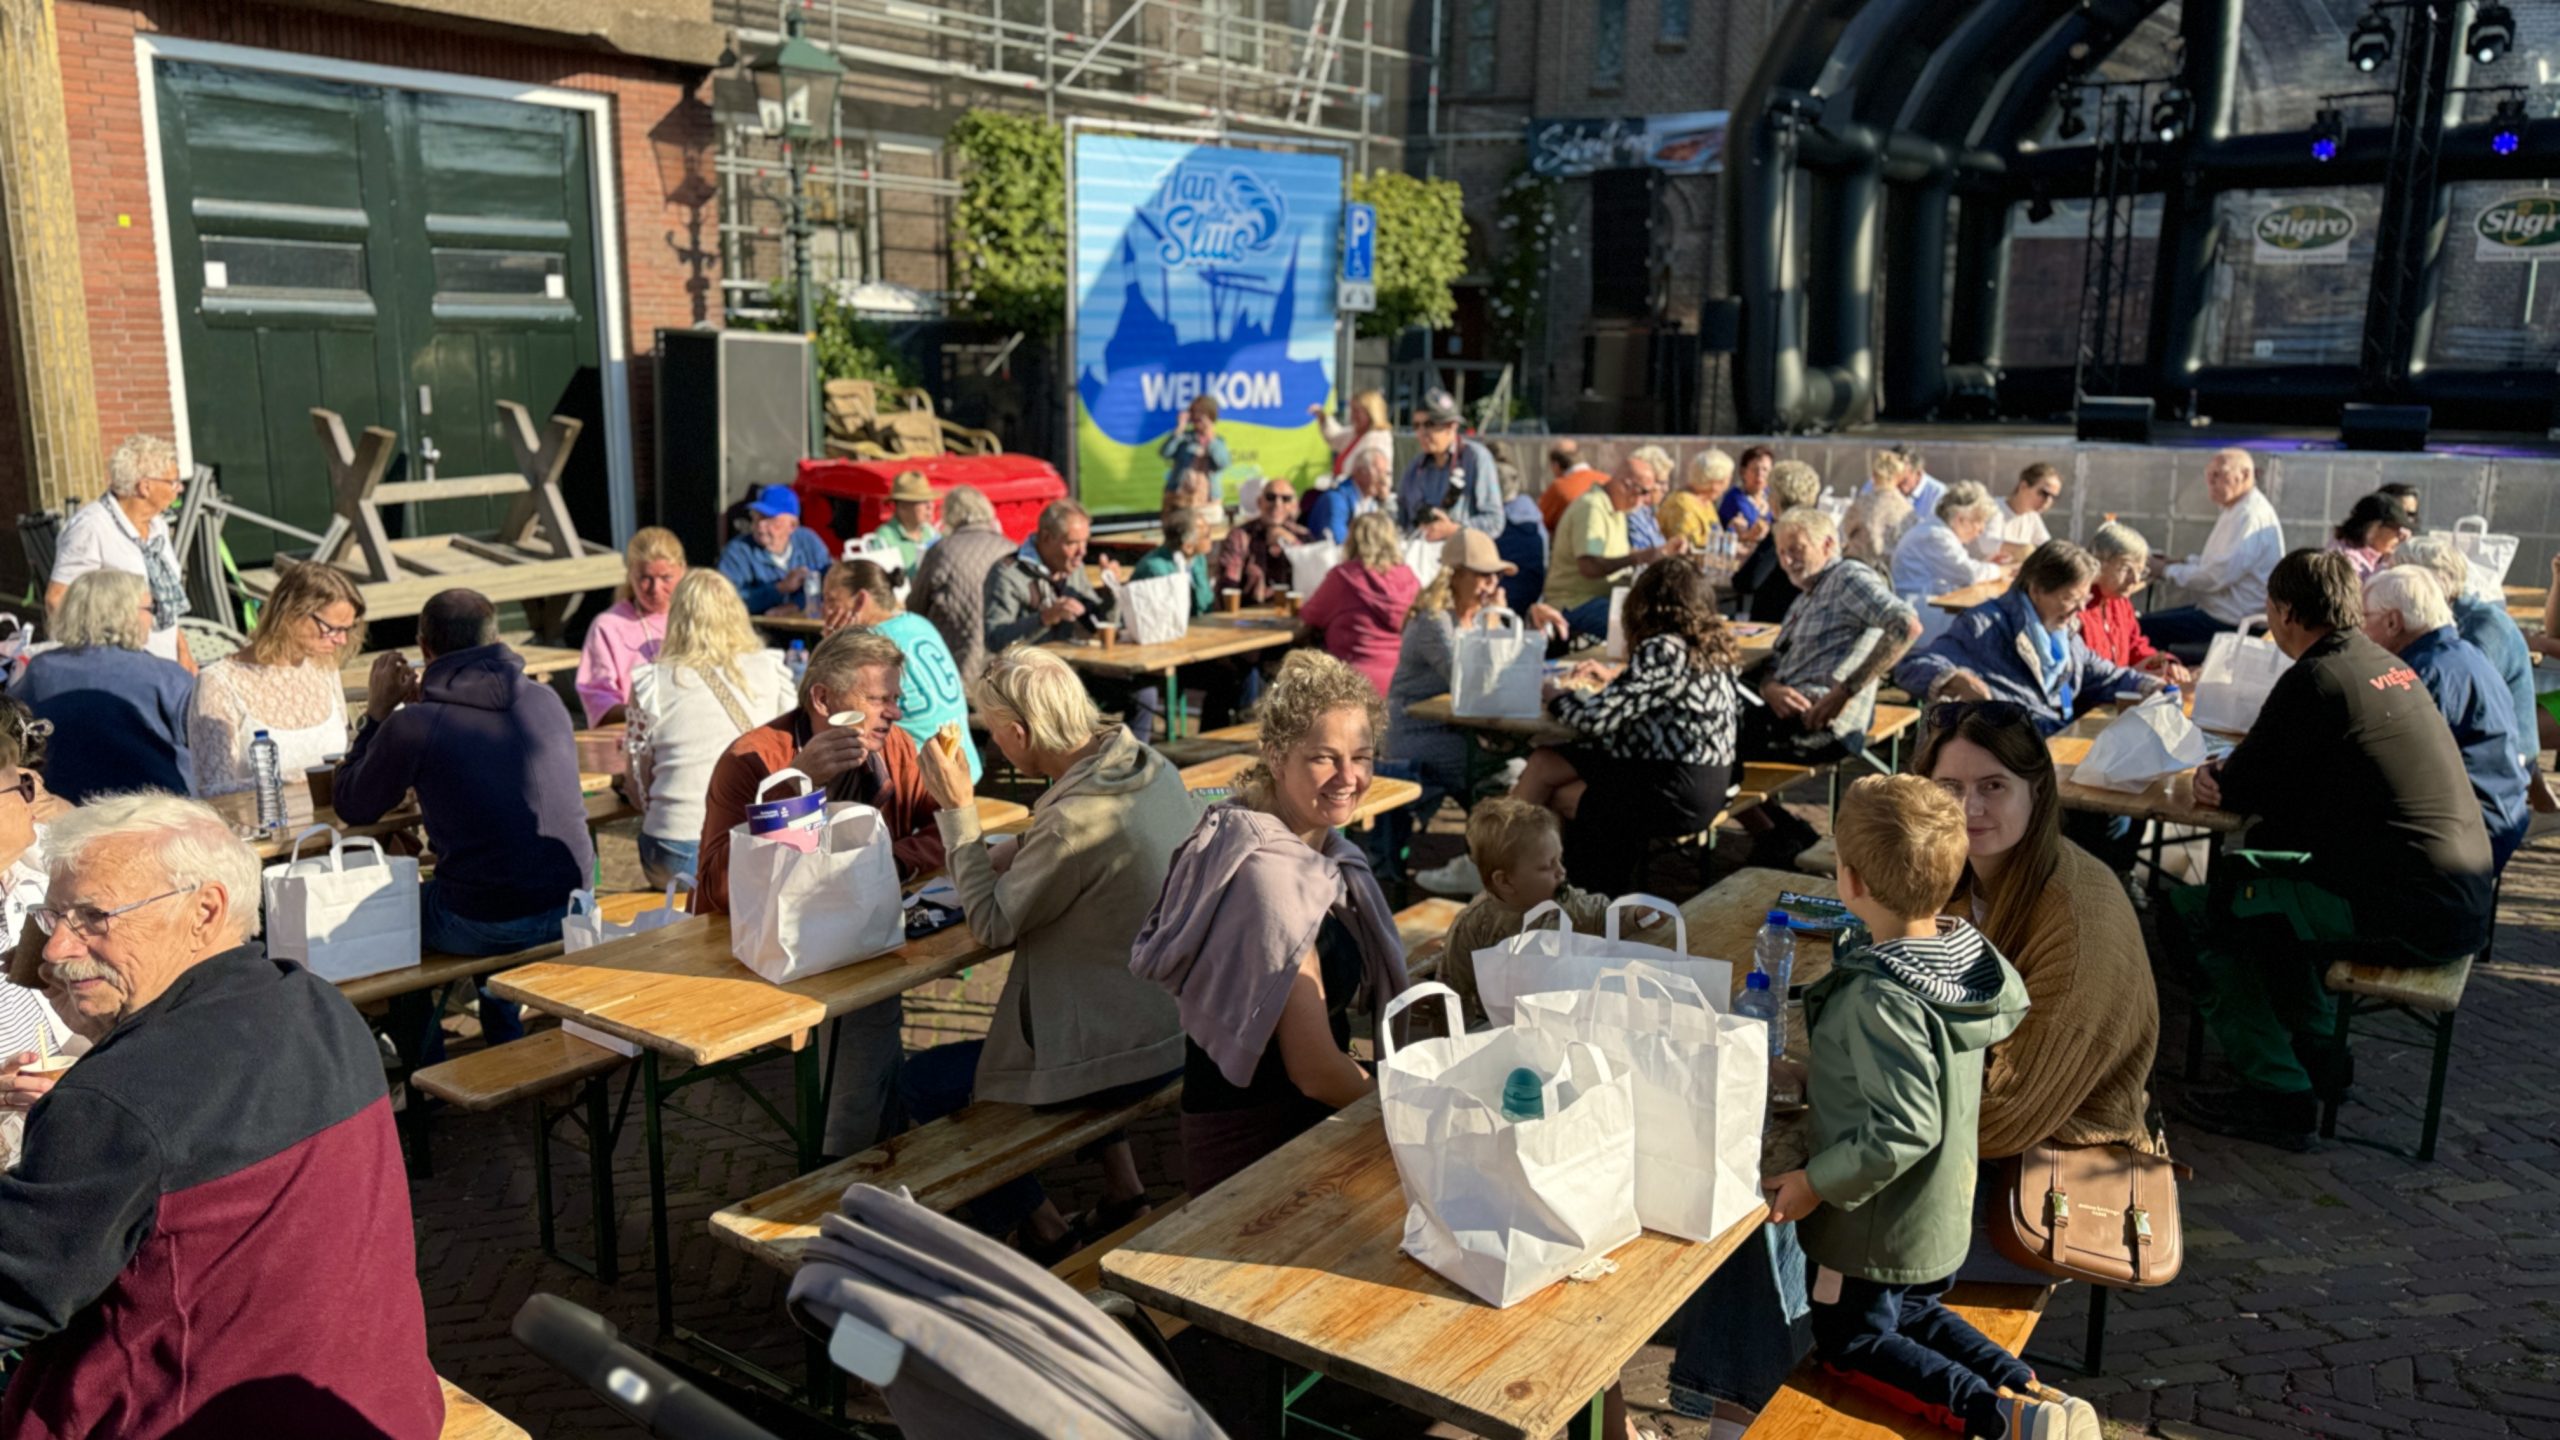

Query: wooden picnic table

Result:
[1177,752,1422,829]
[210,772,629,861]
[1101,864,1828,1440]
[339,639,581,702]
[1928,579,2006,614]
[750,612,825,639]
[2046,731,2240,834]
[1043,614,1300,741]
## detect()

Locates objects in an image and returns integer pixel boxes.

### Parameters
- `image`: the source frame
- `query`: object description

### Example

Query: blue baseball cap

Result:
[748,485,801,520]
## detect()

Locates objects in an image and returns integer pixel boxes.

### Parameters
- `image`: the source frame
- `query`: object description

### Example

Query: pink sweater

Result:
[576,601,666,725]
[1299,562,1419,695]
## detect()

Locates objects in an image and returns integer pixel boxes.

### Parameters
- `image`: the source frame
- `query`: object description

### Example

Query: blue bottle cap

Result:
[1764,910,1790,927]
[1746,970,1772,990]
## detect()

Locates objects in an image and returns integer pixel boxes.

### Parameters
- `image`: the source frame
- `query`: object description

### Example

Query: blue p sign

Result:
[1342,202,1376,283]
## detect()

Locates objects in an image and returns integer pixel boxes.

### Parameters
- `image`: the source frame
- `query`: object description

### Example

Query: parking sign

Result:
[1342,203,1376,283]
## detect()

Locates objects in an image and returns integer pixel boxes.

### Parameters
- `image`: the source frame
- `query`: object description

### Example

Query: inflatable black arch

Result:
[1725,0,2560,434]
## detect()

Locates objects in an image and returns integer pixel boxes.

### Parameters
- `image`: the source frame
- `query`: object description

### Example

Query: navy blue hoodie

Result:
[334,642,594,923]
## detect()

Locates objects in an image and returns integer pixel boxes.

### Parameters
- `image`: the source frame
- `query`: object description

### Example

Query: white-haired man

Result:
[1543,447,1690,637]
[2140,447,2283,664]
[0,793,439,1437]
[2364,566,2528,870]
[46,435,194,670]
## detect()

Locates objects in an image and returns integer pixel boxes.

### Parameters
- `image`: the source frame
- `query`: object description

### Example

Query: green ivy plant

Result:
[758,280,921,389]
[1489,167,1561,360]
[1348,170,1469,338]
[949,111,1068,335]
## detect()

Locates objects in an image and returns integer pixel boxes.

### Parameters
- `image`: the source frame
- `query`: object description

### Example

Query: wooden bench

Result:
[710,1080,1186,1276]
[440,1376,529,1440]
[1745,1284,2048,1439]
[1155,720,1264,767]
[2321,954,2472,1162]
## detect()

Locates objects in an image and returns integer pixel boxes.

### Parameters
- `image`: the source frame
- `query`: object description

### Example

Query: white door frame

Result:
[133,34,637,543]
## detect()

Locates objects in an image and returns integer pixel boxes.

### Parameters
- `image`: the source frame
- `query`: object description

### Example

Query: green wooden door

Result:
[155,61,602,565]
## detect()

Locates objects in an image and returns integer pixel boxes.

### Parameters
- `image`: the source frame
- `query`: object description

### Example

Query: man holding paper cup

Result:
[695,629,944,1155]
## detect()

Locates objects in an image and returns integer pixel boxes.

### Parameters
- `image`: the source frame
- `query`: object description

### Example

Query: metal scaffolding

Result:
[715,0,1430,322]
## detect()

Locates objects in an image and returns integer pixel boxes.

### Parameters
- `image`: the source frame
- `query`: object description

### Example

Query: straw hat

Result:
[1441,528,1516,576]
[889,471,935,504]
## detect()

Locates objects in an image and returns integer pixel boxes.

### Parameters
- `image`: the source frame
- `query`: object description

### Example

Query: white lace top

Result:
[187,656,352,796]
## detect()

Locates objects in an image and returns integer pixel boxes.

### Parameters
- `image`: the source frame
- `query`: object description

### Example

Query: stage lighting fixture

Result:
[2469,3,2515,65]
[2493,95,2529,154]
[2312,106,2345,161]
[2349,11,2394,72]
[2057,87,2087,139]
[2151,85,2193,143]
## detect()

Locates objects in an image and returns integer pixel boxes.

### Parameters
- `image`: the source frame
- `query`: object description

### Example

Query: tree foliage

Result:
[758,280,921,389]
[949,110,1068,335]
[1348,170,1469,338]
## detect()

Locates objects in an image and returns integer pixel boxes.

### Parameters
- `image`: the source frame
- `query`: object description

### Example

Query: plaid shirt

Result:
[1768,558,1915,738]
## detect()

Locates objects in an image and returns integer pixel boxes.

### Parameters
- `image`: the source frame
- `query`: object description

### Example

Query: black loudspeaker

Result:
[1699,297,1741,354]
[2075,396,2155,445]
[2340,402,2431,452]
[653,329,813,562]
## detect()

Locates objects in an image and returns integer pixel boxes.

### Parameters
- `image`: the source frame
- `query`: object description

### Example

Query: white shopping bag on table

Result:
[2075,689,2208,792]
[1378,982,1641,1308]
[561,880,693,1056]
[2450,515,2519,602]
[1603,585,1634,660]
[1105,571,1193,646]
[1283,538,1343,602]
[727,799,904,984]
[1450,607,1545,720]
[1472,893,1729,1025]
[261,825,420,983]
[1515,963,1768,1243]
[2191,618,2291,734]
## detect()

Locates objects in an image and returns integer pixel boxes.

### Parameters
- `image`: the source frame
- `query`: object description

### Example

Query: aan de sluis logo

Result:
[2477,195,2560,251]
[1145,165,1289,270]
[2256,203,2355,252]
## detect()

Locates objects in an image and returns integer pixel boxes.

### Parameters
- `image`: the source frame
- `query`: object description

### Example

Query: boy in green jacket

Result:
[1763,775,2086,1440]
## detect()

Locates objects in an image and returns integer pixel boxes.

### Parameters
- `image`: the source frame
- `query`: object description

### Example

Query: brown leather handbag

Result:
[1991,1139,2188,1288]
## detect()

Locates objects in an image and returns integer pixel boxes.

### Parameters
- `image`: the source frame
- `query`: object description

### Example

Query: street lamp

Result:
[715,12,845,453]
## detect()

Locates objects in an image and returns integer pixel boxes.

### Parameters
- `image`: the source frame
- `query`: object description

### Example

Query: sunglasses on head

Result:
[1927,699,2033,736]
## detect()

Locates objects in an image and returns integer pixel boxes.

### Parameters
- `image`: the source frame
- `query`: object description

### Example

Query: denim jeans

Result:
[1808,1271,2035,1438]
[1561,592,1614,639]
[389,882,561,1069]
[823,998,906,1157]
[1669,1221,1811,1416]
[636,834,698,890]
[899,1039,1044,1235]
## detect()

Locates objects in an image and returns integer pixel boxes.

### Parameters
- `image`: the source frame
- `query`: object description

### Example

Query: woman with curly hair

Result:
[1514,559,1742,892]
[1130,649,1411,1195]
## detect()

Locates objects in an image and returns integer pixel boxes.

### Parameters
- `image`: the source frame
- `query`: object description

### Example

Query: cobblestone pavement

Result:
[415,813,2560,1438]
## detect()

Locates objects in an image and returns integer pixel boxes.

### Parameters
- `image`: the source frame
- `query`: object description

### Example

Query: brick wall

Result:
[26,0,716,525]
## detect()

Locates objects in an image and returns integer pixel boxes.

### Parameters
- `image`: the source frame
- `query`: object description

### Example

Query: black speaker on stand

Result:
[653,329,813,562]
[2340,403,2431,452]
[2075,396,2155,445]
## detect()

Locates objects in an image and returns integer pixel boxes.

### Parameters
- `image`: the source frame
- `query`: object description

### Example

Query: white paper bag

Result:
[1472,894,1729,1025]
[1403,535,1444,591]
[1515,964,1768,1243]
[1603,585,1633,660]
[2075,689,2208,792]
[1377,983,1641,1308]
[2191,618,2291,735]
[2450,515,2518,601]
[839,532,913,601]
[1283,538,1343,602]
[561,881,693,1056]
[1105,571,1193,646]
[1450,607,1545,720]
[261,825,421,983]
[727,800,905,984]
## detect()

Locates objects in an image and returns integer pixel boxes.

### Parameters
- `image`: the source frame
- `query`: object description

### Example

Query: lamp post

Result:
[721,10,845,454]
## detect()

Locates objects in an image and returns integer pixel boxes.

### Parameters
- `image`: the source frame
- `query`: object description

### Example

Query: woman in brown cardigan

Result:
[1917,703,2160,1280]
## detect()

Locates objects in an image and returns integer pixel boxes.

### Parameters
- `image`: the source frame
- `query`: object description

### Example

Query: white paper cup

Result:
[828,710,865,728]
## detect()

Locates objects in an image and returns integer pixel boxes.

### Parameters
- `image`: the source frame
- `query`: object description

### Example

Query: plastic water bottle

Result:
[1736,969,1784,1059]
[802,571,822,617]
[1499,1067,1545,1122]
[786,639,808,685]
[250,730,284,833]
[1755,911,1797,1000]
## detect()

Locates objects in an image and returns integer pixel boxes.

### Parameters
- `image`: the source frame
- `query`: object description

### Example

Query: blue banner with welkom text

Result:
[1073,135,1341,517]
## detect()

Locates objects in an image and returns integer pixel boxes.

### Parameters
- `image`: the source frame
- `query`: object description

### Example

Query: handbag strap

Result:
[698,666,755,734]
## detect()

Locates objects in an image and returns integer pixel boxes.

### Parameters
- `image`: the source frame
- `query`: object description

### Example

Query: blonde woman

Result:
[627,571,795,885]
[1295,511,1419,694]
[909,645,1191,1256]
[578,526,686,725]
[188,561,364,796]
[1306,389,1394,542]
[1132,649,1410,1195]
[11,570,193,802]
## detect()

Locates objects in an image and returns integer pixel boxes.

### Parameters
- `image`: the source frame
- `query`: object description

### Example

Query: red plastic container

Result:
[793,455,1067,552]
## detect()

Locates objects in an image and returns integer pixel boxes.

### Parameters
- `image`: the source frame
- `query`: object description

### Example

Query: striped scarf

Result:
[1862,918,2006,1007]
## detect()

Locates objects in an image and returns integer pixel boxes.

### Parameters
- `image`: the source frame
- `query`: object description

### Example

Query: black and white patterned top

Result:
[1548,634,1741,765]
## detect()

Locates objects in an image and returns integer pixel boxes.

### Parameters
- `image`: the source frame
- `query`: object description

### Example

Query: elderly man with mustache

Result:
[0,793,442,1439]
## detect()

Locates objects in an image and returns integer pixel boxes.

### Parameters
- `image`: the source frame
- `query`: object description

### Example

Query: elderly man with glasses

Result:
[0,792,443,1438]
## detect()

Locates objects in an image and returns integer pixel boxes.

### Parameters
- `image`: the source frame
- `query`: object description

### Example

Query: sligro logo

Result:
[2255,204,2356,252]
[2477,195,2560,251]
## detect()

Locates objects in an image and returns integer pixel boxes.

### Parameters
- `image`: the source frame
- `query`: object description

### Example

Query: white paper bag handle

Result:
[1467,606,1523,636]
[2455,514,2490,537]
[1377,980,1466,1061]
[756,768,816,803]
[1596,960,1712,1011]
[284,823,341,865]
[1603,893,1688,953]
[2236,616,2270,638]
[1514,899,1566,935]
[564,889,599,919]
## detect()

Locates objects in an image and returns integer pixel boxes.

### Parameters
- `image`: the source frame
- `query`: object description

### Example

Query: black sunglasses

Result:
[1927,699,2034,736]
